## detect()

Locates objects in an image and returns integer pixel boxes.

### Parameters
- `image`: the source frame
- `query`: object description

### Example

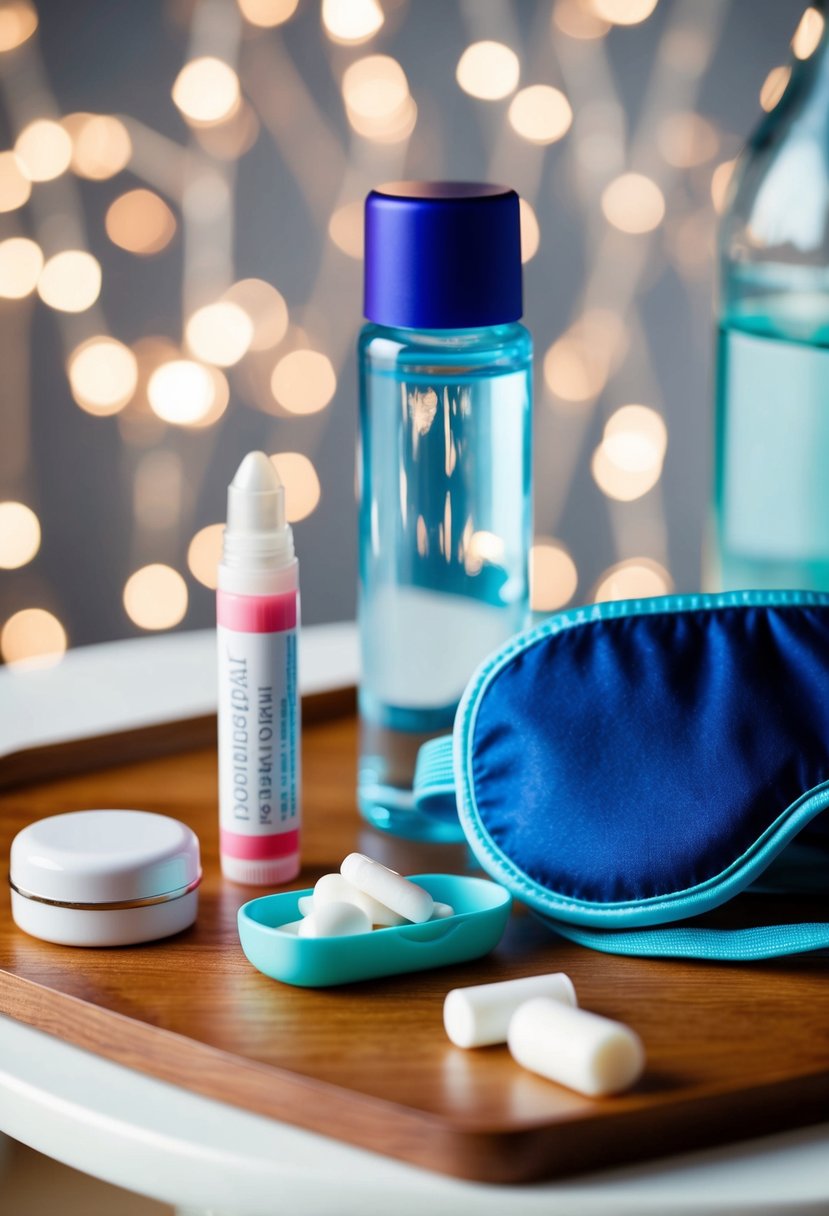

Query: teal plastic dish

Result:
[237,873,512,987]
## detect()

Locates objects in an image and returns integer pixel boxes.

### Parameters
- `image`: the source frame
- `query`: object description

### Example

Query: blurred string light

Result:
[187,523,224,589]
[172,57,241,126]
[530,539,579,612]
[601,172,665,233]
[463,530,505,576]
[185,301,253,367]
[656,112,718,168]
[0,1,38,53]
[133,450,183,530]
[14,119,72,182]
[123,564,188,630]
[237,0,299,28]
[37,250,101,312]
[710,158,736,214]
[591,403,667,501]
[0,608,67,668]
[519,198,540,262]
[760,65,791,112]
[508,85,573,144]
[328,201,364,259]
[67,338,138,415]
[543,309,628,403]
[593,557,673,603]
[63,113,132,179]
[271,349,336,414]
[665,210,713,281]
[0,150,30,210]
[552,0,610,41]
[0,236,42,297]
[0,501,40,568]
[223,278,289,349]
[269,452,321,521]
[591,0,659,26]
[105,189,177,255]
[341,55,416,142]
[193,100,259,160]
[148,359,220,426]
[456,41,520,101]
[792,7,824,59]
[322,0,384,45]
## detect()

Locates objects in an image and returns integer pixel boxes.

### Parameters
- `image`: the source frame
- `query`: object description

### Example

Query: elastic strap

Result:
[413,735,457,823]
[546,918,829,961]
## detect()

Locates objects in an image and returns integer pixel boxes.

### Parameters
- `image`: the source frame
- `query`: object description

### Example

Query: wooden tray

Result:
[1,692,828,1184]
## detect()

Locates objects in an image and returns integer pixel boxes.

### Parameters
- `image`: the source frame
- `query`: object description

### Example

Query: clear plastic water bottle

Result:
[714,4,829,590]
[358,182,532,840]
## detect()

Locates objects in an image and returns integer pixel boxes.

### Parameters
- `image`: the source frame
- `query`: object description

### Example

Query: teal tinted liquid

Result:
[358,323,532,840]
[715,295,829,592]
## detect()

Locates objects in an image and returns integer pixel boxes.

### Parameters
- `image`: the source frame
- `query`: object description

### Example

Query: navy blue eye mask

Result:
[414,591,829,960]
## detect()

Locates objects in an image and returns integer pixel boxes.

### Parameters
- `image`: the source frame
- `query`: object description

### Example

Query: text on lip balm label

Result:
[218,627,299,831]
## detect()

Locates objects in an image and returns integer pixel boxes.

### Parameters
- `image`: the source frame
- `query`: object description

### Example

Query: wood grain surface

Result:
[1,703,828,1183]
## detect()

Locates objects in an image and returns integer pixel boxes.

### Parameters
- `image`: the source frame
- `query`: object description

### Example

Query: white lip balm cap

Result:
[507,998,645,1097]
[444,973,577,1048]
[340,852,434,924]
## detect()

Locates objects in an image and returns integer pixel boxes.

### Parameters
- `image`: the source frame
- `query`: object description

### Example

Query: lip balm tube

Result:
[444,973,577,1048]
[217,451,301,885]
[507,998,645,1097]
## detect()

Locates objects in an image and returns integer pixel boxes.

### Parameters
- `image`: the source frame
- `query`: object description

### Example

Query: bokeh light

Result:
[105,189,177,256]
[530,540,579,612]
[710,158,737,214]
[544,310,628,404]
[322,0,384,45]
[592,443,664,500]
[148,360,218,426]
[1,608,67,669]
[328,201,364,259]
[187,523,224,589]
[237,0,298,27]
[269,452,321,522]
[553,0,610,40]
[464,530,505,576]
[592,404,667,501]
[593,558,673,603]
[0,150,30,211]
[193,100,259,160]
[792,6,824,59]
[123,564,188,630]
[0,1,38,52]
[223,278,289,350]
[342,55,416,142]
[591,0,659,26]
[0,501,40,569]
[508,85,572,144]
[172,57,241,125]
[657,112,719,168]
[271,349,336,414]
[65,113,132,179]
[67,338,138,416]
[185,301,253,367]
[456,41,520,101]
[760,65,791,112]
[0,237,42,298]
[14,119,72,182]
[601,172,665,234]
[519,198,540,263]
[37,250,101,312]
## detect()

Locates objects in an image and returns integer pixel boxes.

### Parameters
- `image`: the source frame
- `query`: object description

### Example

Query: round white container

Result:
[9,809,201,947]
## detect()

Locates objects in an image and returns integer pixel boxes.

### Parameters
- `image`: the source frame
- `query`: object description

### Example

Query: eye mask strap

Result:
[545,918,829,961]
[413,735,457,824]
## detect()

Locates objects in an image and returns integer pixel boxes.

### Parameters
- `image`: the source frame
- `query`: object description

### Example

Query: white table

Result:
[1,629,828,1214]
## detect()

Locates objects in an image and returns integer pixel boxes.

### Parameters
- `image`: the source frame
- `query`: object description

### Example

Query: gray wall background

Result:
[0,0,807,652]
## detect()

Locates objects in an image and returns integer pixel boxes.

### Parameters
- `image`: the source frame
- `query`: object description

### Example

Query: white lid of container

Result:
[10,810,201,906]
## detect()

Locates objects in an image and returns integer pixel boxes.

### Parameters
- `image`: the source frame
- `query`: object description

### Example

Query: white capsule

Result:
[308,872,406,926]
[297,895,314,917]
[444,973,577,1048]
[340,852,434,924]
[297,901,372,938]
[430,902,455,920]
[507,998,645,1097]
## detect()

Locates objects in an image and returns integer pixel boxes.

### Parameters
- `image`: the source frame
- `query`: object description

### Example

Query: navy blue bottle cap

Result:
[364,181,523,330]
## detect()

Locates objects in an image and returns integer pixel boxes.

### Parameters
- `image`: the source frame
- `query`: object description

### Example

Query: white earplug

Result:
[444,973,577,1048]
[297,901,372,938]
[341,852,434,924]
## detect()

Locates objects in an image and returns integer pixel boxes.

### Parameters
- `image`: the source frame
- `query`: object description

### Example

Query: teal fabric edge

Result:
[453,589,829,930]
[541,917,829,961]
